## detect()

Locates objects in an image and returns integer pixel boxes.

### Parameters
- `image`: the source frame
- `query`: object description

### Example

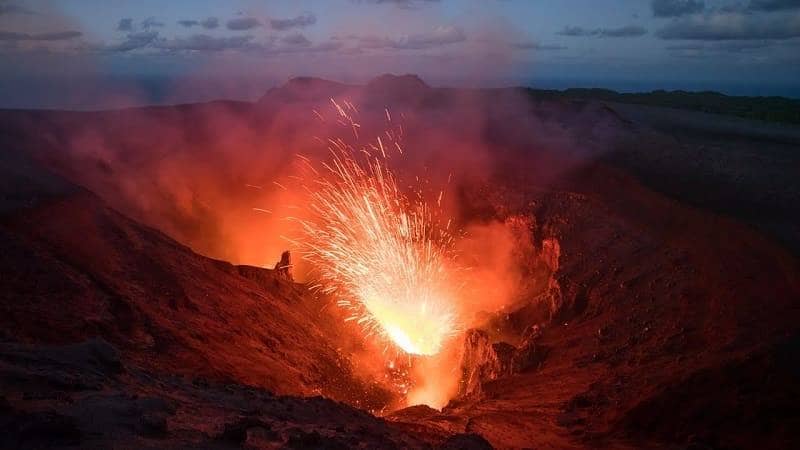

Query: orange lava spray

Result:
[290,100,461,356]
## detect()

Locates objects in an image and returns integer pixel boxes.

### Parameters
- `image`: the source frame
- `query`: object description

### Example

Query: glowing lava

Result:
[292,101,460,356]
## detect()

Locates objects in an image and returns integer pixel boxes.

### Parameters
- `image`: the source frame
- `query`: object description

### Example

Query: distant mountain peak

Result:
[366,73,429,91]
[284,76,341,88]
[258,76,350,103]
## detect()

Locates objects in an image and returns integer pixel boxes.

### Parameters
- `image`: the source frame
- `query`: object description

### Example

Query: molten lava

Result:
[292,101,460,356]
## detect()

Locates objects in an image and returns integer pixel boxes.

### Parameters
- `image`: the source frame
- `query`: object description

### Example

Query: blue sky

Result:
[1,0,799,108]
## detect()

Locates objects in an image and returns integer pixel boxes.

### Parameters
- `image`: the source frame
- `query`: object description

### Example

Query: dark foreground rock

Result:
[0,339,479,449]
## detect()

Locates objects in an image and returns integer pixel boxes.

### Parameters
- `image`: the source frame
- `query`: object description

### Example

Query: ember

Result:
[291,100,461,356]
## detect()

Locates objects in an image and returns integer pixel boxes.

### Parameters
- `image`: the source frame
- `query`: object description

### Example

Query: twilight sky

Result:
[1,0,799,108]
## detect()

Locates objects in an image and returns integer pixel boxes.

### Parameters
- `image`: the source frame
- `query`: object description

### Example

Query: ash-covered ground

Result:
[1,75,798,449]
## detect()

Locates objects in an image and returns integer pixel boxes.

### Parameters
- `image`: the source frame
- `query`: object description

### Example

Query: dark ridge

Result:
[524,87,800,125]
[366,73,429,91]
[362,74,430,105]
[258,76,351,103]
[284,76,348,90]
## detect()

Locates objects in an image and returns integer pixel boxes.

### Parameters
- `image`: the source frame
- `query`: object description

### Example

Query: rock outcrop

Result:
[458,326,548,399]
[458,330,504,398]
[273,250,293,281]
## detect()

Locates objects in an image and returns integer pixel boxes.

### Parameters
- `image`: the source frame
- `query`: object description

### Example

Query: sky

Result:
[1,0,799,108]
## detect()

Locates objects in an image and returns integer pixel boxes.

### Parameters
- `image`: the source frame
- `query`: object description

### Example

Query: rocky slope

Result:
[0,147,495,448]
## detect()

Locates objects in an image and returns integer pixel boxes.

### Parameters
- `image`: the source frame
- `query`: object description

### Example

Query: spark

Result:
[291,104,461,356]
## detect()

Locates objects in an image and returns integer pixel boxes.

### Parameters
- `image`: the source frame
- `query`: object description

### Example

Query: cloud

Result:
[0,1,34,15]
[142,17,164,29]
[656,11,800,40]
[32,31,83,41]
[557,25,648,37]
[156,34,256,51]
[748,0,800,11]
[557,26,590,37]
[201,17,219,29]
[356,0,441,8]
[226,17,261,30]
[249,38,343,55]
[664,39,785,59]
[304,40,344,53]
[652,0,705,18]
[603,25,649,37]
[666,40,774,52]
[270,12,316,30]
[0,30,82,41]
[714,40,777,51]
[351,25,466,50]
[95,30,339,56]
[116,17,164,33]
[280,32,312,46]
[117,18,133,32]
[179,17,220,29]
[105,30,160,52]
[511,41,567,51]
[665,42,705,50]
[104,31,257,53]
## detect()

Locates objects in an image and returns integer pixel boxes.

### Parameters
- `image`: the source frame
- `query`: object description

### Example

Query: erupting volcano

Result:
[291,101,460,356]
[1,9,799,445]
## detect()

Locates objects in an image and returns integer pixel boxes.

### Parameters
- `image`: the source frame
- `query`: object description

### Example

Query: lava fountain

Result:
[291,100,461,356]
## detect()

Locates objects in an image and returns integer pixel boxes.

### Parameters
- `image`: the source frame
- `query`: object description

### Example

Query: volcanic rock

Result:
[439,433,494,450]
[511,325,548,373]
[458,326,548,400]
[0,154,391,408]
[364,73,430,105]
[458,330,508,398]
[0,339,432,449]
[258,76,350,103]
[274,250,294,281]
